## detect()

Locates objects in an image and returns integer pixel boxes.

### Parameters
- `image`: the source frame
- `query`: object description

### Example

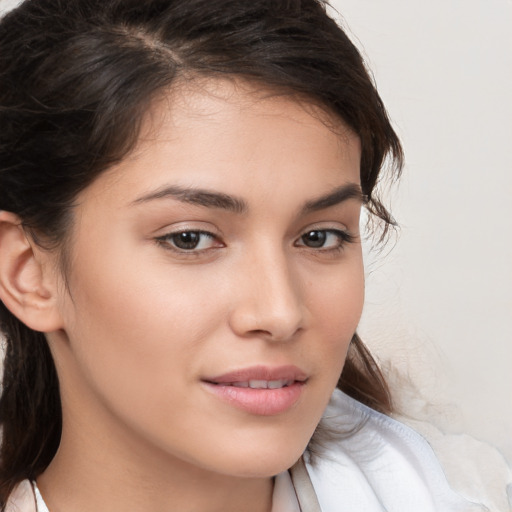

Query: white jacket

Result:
[298,389,489,511]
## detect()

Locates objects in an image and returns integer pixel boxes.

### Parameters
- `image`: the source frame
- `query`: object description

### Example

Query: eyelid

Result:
[151,219,223,237]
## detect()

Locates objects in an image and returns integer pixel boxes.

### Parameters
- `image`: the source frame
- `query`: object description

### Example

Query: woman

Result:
[0,1,486,510]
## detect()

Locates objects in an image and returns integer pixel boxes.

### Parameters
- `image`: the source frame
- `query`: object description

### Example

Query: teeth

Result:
[221,380,294,388]
[232,381,249,388]
[249,379,268,389]
[248,379,291,389]
[267,380,289,389]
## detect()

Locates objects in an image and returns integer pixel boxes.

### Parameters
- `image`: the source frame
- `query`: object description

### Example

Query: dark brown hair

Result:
[0,0,402,503]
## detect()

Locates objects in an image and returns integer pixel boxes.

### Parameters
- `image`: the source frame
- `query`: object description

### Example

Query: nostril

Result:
[247,329,272,337]
[246,325,302,342]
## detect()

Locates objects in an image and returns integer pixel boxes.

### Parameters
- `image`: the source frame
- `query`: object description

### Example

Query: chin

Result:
[212,435,312,478]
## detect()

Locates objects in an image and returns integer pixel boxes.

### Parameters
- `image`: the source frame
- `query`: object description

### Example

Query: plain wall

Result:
[330,0,512,463]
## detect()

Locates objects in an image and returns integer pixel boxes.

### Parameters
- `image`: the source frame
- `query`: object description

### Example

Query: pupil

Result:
[304,230,325,248]
[174,232,200,249]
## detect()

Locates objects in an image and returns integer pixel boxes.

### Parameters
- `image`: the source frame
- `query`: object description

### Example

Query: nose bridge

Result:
[231,240,304,341]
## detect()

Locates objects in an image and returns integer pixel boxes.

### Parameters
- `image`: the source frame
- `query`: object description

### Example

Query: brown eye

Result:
[296,229,354,250]
[301,230,327,248]
[157,231,219,251]
[172,232,202,250]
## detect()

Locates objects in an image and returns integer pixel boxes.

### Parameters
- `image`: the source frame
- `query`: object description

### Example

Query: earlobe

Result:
[0,211,64,332]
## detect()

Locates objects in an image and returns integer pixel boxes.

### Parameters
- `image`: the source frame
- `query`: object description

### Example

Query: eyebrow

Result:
[132,185,248,214]
[300,183,365,214]
[131,182,364,214]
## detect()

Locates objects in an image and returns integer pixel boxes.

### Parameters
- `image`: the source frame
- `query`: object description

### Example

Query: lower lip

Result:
[202,381,305,416]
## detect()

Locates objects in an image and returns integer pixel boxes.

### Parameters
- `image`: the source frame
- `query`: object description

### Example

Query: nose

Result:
[228,248,305,342]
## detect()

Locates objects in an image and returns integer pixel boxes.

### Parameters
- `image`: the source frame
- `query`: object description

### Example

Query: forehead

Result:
[85,78,361,208]
[135,77,357,158]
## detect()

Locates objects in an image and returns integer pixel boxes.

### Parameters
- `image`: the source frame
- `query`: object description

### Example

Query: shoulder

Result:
[305,389,488,512]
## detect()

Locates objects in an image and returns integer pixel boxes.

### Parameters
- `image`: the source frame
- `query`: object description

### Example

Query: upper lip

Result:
[203,365,308,384]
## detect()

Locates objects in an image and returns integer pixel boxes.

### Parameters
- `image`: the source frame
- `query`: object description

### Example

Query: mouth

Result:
[201,365,308,415]
[203,364,308,385]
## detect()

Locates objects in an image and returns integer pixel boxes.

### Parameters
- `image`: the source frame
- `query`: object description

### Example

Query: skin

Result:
[31,80,365,512]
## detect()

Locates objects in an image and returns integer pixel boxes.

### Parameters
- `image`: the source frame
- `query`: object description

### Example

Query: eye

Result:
[156,230,220,252]
[296,229,354,250]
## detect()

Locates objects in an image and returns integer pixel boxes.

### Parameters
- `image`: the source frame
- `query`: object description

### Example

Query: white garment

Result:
[6,389,500,512]
[303,389,489,511]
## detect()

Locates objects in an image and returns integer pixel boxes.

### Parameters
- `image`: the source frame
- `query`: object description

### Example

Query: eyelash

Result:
[155,228,355,255]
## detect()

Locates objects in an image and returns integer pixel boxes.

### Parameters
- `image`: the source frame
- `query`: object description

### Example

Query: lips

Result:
[203,365,308,385]
[202,365,308,415]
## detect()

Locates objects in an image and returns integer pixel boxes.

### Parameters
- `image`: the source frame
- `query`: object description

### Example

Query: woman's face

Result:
[49,79,364,478]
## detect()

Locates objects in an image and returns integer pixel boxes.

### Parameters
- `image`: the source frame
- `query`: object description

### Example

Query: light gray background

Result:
[1,0,510,463]
[330,0,512,463]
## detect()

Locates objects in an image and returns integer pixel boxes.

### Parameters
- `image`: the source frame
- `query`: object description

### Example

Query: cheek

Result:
[305,255,364,329]
[63,262,221,375]
[305,256,365,368]
[57,261,231,462]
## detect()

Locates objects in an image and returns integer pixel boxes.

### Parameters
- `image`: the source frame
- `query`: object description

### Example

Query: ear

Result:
[0,211,64,332]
